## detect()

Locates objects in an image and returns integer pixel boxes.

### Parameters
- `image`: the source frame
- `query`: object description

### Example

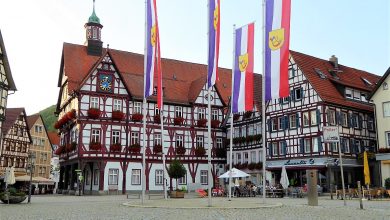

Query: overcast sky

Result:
[0,0,389,115]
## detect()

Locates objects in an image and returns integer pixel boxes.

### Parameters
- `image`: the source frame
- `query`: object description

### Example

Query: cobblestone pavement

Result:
[1,195,390,220]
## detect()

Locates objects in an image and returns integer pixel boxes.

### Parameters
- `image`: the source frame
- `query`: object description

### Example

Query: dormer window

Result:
[361,77,372,86]
[314,68,326,79]
[345,88,352,99]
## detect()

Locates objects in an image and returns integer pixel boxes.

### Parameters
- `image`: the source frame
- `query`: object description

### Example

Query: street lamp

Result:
[27,152,35,203]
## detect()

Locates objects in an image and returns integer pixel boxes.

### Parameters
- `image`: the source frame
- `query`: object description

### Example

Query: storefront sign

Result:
[323,126,340,143]
[284,158,315,166]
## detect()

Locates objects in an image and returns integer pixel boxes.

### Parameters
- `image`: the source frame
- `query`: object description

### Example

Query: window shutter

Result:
[290,90,295,101]
[283,141,287,155]
[340,138,345,153]
[300,89,305,99]
[352,114,357,127]
[269,143,273,157]
[284,116,289,130]
[339,112,344,126]
[336,111,341,125]
[296,113,300,127]
[299,139,304,154]
[350,138,355,153]
[267,119,271,132]
[280,117,285,130]
[316,109,321,125]
[358,115,363,128]
[348,114,352,128]
[318,137,322,152]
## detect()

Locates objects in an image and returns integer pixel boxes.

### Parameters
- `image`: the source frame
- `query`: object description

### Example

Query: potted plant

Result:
[89,141,102,151]
[233,114,240,121]
[385,178,390,190]
[132,113,143,122]
[255,162,262,170]
[66,142,77,152]
[110,143,122,152]
[244,111,253,119]
[248,162,256,170]
[154,114,161,123]
[0,188,27,204]
[66,109,76,120]
[176,146,186,155]
[112,110,124,120]
[197,118,207,127]
[167,159,187,198]
[127,143,141,154]
[54,145,65,155]
[153,144,163,154]
[378,148,390,153]
[211,119,220,128]
[88,108,100,119]
[174,117,184,125]
[195,146,206,157]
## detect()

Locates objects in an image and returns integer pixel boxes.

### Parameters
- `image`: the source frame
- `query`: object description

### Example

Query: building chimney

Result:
[329,55,338,69]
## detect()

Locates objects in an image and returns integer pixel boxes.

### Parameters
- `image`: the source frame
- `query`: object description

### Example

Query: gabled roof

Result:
[0,29,17,91]
[26,114,40,130]
[290,51,381,111]
[2,108,32,146]
[47,132,60,146]
[59,43,233,106]
[367,67,390,100]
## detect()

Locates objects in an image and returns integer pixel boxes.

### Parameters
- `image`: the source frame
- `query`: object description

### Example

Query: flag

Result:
[265,0,291,101]
[232,23,254,113]
[363,151,371,185]
[144,0,163,108]
[207,0,220,89]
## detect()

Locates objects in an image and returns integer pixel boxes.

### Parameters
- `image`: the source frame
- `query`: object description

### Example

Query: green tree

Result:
[167,159,186,191]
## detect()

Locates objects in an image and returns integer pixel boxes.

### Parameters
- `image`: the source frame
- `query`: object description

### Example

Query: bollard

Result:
[357,181,363,209]
[307,169,318,206]
[330,184,333,200]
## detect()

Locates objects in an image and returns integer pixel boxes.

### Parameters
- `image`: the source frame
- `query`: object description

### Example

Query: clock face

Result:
[98,74,113,92]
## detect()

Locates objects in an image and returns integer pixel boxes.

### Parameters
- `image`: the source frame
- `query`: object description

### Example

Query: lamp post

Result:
[27,152,35,203]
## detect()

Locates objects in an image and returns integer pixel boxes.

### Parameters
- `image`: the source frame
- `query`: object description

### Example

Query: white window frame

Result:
[310,110,317,125]
[216,138,222,148]
[108,169,119,185]
[304,138,311,153]
[344,138,350,153]
[272,142,278,156]
[91,129,100,143]
[295,88,303,100]
[176,134,184,147]
[386,131,390,147]
[330,143,338,152]
[154,133,162,145]
[278,117,283,131]
[328,109,336,125]
[250,151,256,163]
[154,104,160,115]
[271,118,278,131]
[383,102,390,117]
[131,169,141,185]
[155,170,164,185]
[303,112,309,126]
[90,97,99,109]
[34,125,43,133]
[198,108,206,119]
[131,132,139,145]
[113,99,122,111]
[312,137,319,152]
[175,106,183,118]
[355,140,361,153]
[212,109,218,120]
[178,174,187,185]
[345,88,352,99]
[279,142,284,155]
[200,170,208,185]
[134,102,142,114]
[196,135,204,148]
[112,130,120,145]
[243,152,249,164]
[236,153,241,164]
[342,112,348,127]
[289,114,297,128]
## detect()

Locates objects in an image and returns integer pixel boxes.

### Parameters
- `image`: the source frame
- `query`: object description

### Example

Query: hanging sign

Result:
[323,126,340,143]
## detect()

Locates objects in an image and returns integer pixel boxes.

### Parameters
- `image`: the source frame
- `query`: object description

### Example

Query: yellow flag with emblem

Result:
[363,151,370,186]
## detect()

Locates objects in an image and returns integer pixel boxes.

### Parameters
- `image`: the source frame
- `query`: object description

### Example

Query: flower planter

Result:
[54,146,65,155]
[378,148,390,153]
[0,195,27,204]
[153,144,162,154]
[174,117,184,125]
[195,146,206,157]
[132,113,143,122]
[66,109,76,120]
[127,144,141,154]
[176,146,186,155]
[66,142,77,152]
[88,108,100,119]
[89,142,102,151]
[215,147,226,158]
[211,120,220,128]
[170,191,185,198]
[197,119,207,127]
[233,114,240,121]
[112,111,124,120]
[244,111,253,119]
[154,115,161,123]
[110,144,122,152]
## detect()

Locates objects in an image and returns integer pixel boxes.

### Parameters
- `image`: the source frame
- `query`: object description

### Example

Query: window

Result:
[345,88,352,99]
[312,137,319,152]
[131,132,139,145]
[289,114,297,128]
[234,127,239,138]
[236,153,241,164]
[278,117,283,131]
[90,97,99,109]
[355,140,361,153]
[367,116,374,130]
[294,88,303,100]
[272,142,278,156]
[248,125,254,136]
[353,114,360,129]
[304,138,311,153]
[353,90,360,100]
[342,112,348,127]
[282,97,289,104]
[176,135,183,147]
[310,110,317,125]
[328,109,336,125]
[271,118,278,131]
[243,152,249,163]
[113,99,122,111]
[212,109,218,120]
[91,129,101,143]
[330,143,338,152]
[196,136,204,147]
[200,170,208,185]
[279,142,284,155]
[134,102,142,114]
[384,102,390,117]
[92,27,97,39]
[112,131,120,145]
[198,108,205,119]
[216,138,222,148]
[344,138,350,153]
[108,169,119,185]
[303,112,309,126]
[250,151,256,163]
[154,104,160,115]
[175,106,183,118]
[85,170,90,185]
[288,67,295,78]
[34,125,43,133]
[178,174,187,185]
[386,132,390,147]
[94,169,99,185]
[154,133,162,145]
[155,170,164,185]
[131,169,141,185]
[361,93,367,102]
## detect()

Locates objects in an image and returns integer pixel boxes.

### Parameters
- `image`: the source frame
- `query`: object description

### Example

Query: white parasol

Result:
[280,166,289,189]
[5,166,16,185]
[218,168,250,179]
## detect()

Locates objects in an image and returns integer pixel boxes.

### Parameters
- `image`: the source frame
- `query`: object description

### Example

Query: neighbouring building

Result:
[55,4,230,194]
[27,114,53,179]
[369,67,390,187]
[0,29,17,177]
[265,52,381,190]
[0,108,32,177]
[48,131,60,192]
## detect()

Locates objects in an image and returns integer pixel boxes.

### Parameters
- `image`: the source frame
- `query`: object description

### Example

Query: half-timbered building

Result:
[266,51,381,190]
[0,108,32,177]
[0,29,18,178]
[55,7,231,194]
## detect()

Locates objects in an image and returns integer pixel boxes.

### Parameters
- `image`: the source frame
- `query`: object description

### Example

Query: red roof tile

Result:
[26,114,40,130]
[2,108,25,134]
[47,131,60,146]
[290,51,381,112]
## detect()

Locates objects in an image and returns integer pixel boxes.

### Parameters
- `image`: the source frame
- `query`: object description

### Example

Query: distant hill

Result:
[39,105,58,132]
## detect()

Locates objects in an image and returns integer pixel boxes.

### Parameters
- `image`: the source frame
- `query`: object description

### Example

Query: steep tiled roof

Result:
[26,114,40,130]
[2,108,24,134]
[0,29,17,91]
[60,43,234,106]
[368,67,390,100]
[290,51,381,112]
[47,131,60,146]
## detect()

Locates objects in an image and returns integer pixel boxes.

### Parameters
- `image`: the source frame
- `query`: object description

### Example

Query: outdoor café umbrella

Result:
[5,166,16,186]
[363,151,371,186]
[218,168,250,179]
[280,166,289,189]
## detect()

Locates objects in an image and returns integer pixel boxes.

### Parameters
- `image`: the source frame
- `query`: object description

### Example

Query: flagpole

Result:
[141,0,147,205]
[161,108,167,200]
[261,0,267,204]
[229,24,236,201]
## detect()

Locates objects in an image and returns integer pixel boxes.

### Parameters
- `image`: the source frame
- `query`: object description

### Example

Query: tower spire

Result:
[85,0,103,56]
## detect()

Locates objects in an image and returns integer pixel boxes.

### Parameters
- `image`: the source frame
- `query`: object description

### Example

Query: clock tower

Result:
[85,0,103,56]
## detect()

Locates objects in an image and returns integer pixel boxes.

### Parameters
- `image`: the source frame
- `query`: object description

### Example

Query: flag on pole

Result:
[207,0,220,89]
[363,151,371,185]
[232,23,254,113]
[145,0,163,108]
[265,0,291,101]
